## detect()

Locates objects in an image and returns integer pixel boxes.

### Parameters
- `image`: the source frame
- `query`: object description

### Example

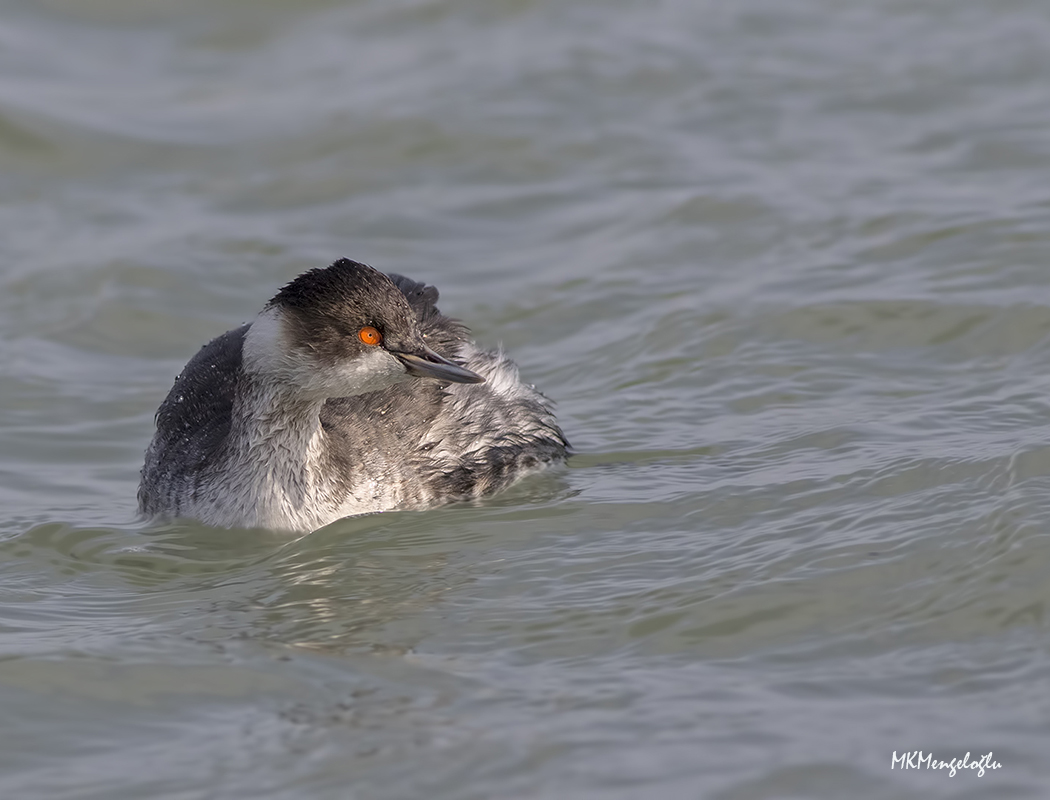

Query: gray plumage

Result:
[138,259,568,531]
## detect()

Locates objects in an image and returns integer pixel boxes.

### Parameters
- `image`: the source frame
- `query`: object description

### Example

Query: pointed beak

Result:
[394,345,485,384]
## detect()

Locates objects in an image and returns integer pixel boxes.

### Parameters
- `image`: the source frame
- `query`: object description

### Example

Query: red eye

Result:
[358,326,382,346]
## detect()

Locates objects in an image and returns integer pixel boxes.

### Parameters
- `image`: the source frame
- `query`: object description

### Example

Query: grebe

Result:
[138,259,568,531]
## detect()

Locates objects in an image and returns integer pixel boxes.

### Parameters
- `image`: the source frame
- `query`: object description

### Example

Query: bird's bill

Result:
[395,347,485,384]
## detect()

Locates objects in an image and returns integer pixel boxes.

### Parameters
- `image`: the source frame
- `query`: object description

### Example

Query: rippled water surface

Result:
[3,0,1050,797]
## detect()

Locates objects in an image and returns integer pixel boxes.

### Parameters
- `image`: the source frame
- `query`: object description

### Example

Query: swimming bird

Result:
[138,259,568,531]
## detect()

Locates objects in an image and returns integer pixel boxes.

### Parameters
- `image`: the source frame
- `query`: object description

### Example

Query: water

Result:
[1,0,1049,796]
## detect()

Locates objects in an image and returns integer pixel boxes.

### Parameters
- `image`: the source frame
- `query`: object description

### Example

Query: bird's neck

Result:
[227,376,332,529]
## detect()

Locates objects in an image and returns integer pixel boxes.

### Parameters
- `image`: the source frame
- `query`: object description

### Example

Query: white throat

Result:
[219,375,330,530]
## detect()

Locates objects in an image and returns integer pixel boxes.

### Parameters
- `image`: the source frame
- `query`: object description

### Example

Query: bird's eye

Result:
[358,326,382,346]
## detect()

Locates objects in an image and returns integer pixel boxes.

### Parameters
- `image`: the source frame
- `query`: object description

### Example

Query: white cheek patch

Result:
[244,308,409,398]
[311,347,407,397]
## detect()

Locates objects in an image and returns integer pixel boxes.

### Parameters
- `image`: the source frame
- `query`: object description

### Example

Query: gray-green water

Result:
[2,0,1049,797]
